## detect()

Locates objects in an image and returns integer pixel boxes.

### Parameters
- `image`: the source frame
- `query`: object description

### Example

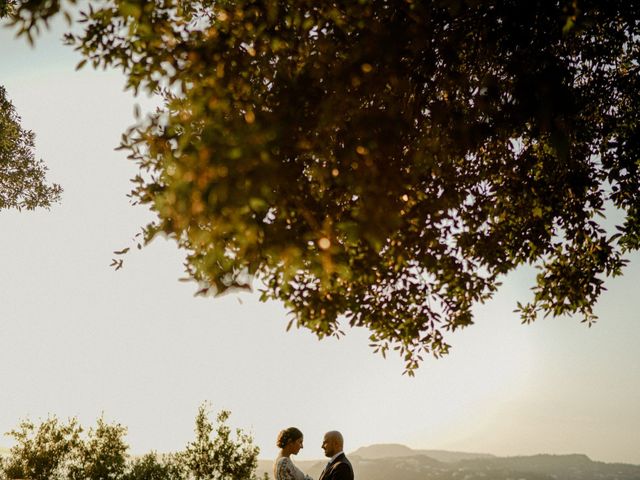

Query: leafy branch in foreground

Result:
[8,0,640,373]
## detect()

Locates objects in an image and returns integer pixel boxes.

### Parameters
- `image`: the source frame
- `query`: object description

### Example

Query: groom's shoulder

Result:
[332,455,354,480]
[336,454,353,472]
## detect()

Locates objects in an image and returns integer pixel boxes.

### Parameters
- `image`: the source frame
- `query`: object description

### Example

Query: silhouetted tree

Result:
[6,0,640,371]
[0,86,62,211]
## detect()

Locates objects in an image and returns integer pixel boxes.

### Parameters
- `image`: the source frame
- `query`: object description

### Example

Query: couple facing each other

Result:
[274,428,354,480]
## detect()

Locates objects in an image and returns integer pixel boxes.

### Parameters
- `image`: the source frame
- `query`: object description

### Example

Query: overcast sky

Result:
[1,18,639,465]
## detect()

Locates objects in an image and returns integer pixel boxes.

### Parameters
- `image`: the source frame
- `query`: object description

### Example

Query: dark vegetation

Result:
[2,0,639,372]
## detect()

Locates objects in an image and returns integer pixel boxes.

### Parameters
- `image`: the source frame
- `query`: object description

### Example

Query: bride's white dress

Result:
[273,455,311,480]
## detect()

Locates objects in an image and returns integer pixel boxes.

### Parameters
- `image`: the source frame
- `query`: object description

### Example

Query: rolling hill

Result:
[257,444,640,480]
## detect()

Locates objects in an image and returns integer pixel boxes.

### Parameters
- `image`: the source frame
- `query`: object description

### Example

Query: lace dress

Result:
[273,456,311,480]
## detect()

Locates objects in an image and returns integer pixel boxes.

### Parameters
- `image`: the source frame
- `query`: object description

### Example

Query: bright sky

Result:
[1,18,639,466]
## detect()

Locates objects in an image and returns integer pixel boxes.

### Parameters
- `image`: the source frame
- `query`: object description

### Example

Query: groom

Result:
[319,431,354,480]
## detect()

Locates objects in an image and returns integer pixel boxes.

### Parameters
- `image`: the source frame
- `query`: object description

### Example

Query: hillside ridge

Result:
[257,444,640,480]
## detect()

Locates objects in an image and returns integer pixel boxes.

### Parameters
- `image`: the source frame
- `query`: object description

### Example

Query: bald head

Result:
[322,430,344,458]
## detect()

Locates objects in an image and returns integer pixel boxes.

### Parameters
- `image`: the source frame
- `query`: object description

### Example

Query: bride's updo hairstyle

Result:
[277,427,303,448]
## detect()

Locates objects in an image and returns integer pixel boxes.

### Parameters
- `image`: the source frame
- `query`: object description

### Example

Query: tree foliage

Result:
[126,452,185,480]
[1,416,129,480]
[7,0,640,371]
[1,405,261,480]
[0,85,62,211]
[0,0,11,18]
[3,416,83,480]
[73,418,129,480]
[182,404,261,480]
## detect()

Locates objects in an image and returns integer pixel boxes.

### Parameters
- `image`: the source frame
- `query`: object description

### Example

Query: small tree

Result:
[182,404,261,480]
[2,416,130,480]
[0,85,62,211]
[73,417,129,480]
[2,408,262,480]
[3,416,82,480]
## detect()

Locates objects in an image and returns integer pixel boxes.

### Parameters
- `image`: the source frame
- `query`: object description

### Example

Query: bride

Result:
[274,427,313,480]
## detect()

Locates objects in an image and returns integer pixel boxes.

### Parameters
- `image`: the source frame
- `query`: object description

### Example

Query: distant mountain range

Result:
[350,443,494,463]
[257,444,640,480]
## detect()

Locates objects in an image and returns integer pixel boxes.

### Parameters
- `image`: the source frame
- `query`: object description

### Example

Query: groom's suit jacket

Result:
[318,453,354,480]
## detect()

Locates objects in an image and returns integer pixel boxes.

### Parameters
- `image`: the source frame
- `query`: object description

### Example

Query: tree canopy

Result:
[0,85,62,211]
[6,0,640,372]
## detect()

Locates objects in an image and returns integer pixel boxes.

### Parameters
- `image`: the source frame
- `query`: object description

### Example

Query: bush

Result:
[1,404,262,480]
[125,452,185,480]
[182,404,261,480]
[3,416,82,480]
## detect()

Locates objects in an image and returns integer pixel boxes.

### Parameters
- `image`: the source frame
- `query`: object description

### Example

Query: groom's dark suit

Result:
[319,453,354,480]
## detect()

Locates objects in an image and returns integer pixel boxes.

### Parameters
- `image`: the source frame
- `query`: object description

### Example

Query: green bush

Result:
[1,404,261,480]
